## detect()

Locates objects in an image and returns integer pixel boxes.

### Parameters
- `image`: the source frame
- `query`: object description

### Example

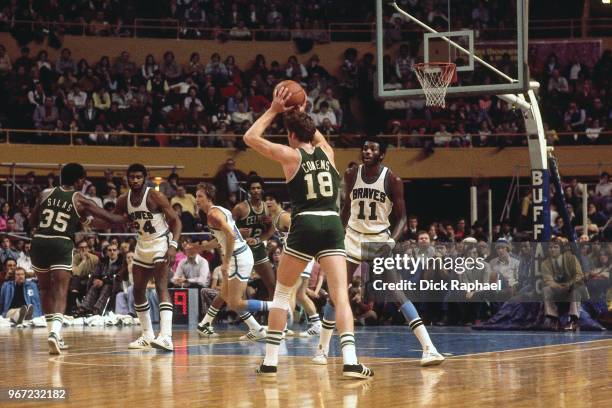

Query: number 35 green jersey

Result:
[36,187,82,240]
[287,147,340,214]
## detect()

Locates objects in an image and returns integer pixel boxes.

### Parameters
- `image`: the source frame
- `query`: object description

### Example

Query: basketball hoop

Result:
[413,62,456,108]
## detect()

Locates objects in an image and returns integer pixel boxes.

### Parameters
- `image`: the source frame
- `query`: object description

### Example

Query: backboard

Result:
[375,0,530,99]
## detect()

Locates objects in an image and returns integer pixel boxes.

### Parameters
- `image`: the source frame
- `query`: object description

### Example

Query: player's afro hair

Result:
[246,175,265,191]
[127,163,147,177]
[61,163,86,185]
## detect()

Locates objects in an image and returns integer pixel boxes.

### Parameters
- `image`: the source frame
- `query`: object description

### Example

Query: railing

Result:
[2,18,611,42]
[1,128,611,149]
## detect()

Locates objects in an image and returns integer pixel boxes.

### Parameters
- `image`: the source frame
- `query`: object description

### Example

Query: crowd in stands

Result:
[0,41,609,148]
[0,162,610,328]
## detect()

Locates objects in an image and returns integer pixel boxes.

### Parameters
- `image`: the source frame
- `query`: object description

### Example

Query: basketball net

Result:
[413,62,457,108]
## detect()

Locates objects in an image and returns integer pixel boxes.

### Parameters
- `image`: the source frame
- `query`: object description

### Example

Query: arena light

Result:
[603,0,610,4]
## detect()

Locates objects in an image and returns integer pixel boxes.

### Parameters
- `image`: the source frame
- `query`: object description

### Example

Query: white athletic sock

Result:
[339,332,358,365]
[318,318,335,354]
[263,330,283,366]
[135,301,154,339]
[51,313,63,336]
[409,318,435,351]
[240,312,262,332]
[201,305,219,325]
[159,302,173,337]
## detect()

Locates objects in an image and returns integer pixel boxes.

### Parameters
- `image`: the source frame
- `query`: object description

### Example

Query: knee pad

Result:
[270,283,292,311]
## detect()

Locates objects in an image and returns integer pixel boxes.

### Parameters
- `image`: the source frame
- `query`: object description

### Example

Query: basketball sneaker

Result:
[420,348,445,366]
[299,323,322,337]
[283,328,295,338]
[342,363,374,379]
[197,322,219,338]
[151,335,174,352]
[48,332,62,355]
[58,337,69,350]
[255,364,277,377]
[128,335,152,350]
[312,346,328,365]
[240,327,266,342]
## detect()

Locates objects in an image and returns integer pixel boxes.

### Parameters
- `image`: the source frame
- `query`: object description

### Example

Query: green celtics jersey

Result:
[235,200,267,244]
[36,187,82,240]
[287,146,340,214]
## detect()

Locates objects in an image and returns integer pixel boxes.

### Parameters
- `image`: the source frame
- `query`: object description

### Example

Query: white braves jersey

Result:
[209,205,248,255]
[347,165,393,234]
[127,187,169,241]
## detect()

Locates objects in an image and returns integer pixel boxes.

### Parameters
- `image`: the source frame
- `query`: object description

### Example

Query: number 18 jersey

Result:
[286,147,340,215]
[128,187,169,240]
[348,165,393,234]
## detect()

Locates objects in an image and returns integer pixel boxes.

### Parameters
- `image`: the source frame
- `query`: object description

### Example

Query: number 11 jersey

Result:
[348,165,392,234]
[128,187,169,240]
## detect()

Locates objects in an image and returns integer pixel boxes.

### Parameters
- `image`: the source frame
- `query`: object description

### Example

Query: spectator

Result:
[488,239,520,296]
[541,241,586,331]
[78,244,123,316]
[0,44,12,76]
[15,241,32,276]
[563,102,586,133]
[55,48,76,76]
[171,186,197,217]
[0,267,42,324]
[205,53,228,82]
[212,159,247,207]
[85,184,103,207]
[595,172,612,198]
[141,54,158,81]
[172,246,210,289]
[67,84,88,110]
[229,20,252,40]
[0,203,11,232]
[68,240,99,314]
[230,102,253,127]
[586,251,610,300]
[159,173,180,199]
[547,69,569,94]
[433,123,452,147]
[313,102,337,127]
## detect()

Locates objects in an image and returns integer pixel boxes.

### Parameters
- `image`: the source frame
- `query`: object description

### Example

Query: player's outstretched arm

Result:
[388,171,407,242]
[340,166,359,228]
[150,190,182,265]
[244,86,299,165]
[76,193,127,225]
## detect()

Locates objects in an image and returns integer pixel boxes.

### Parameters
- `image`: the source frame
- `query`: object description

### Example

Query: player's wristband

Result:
[254,238,262,245]
[169,240,179,249]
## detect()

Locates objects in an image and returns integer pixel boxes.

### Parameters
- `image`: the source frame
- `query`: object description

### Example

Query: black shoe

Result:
[343,363,374,379]
[542,316,559,331]
[255,364,277,377]
[14,305,28,325]
[24,304,34,321]
[564,317,579,332]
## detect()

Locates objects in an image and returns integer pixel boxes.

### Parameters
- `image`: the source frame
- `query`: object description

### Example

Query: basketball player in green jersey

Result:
[245,86,373,379]
[265,191,322,336]
[233,176,276,301]
[29,163,127,354]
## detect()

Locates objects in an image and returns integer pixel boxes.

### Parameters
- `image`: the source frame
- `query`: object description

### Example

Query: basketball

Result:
[275,80,306,108]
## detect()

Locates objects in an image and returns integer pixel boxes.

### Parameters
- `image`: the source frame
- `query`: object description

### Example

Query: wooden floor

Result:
[0,326,611,408]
